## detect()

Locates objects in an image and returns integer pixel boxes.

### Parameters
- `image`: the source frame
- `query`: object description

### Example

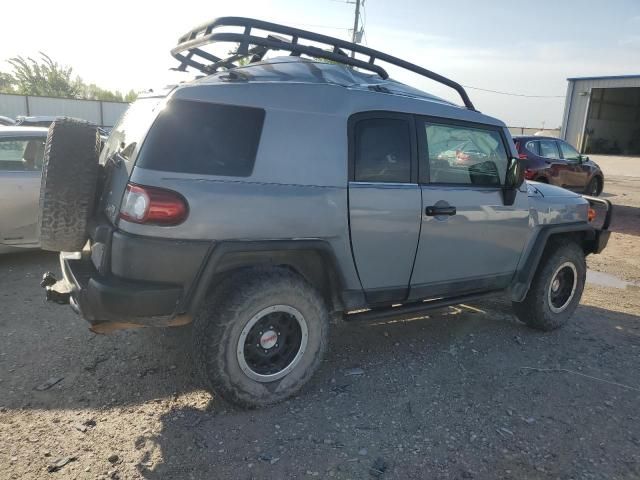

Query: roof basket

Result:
[171,17,477,111]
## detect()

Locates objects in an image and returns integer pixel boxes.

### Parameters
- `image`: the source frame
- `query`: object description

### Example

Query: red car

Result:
[513,136,604,196]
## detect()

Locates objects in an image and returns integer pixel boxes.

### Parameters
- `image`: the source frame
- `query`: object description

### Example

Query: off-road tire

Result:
[39,118,100,251]
[192,267,329,408]
[512,239,586,331]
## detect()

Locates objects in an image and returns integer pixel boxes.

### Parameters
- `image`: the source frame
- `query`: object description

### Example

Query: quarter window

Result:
[353,118,411,183]
[0,137,45,171]
[137,100,265,177]
[423,123,508,186]
[539,140,560,159]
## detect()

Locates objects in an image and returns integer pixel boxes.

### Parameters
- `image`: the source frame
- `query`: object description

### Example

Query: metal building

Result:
[561,75,640,155]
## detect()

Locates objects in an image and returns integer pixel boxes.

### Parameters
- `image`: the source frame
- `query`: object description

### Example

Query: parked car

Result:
[39,18,611,408]
[0,115,15,126]
[0,126,48,253]
[513,136,604,196]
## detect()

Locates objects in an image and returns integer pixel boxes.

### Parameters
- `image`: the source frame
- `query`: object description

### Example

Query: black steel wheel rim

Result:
[236,305,309,382]
[549,263,577,312]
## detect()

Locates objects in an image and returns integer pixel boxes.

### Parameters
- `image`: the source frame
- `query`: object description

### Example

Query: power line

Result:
[332,2,561,99]
[296,23,351,31]
[461,85,565,98]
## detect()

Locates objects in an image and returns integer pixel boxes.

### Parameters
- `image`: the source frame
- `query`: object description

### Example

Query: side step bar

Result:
[344,290,504,322]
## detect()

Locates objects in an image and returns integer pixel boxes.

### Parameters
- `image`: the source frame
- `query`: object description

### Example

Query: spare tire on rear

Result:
[39,118,100,252]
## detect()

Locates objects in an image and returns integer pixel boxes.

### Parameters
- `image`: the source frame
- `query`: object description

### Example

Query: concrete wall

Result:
[561,76,640,152]
[0,93,129,127]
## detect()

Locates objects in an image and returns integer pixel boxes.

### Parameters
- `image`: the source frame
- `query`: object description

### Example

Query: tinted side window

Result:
[0,137,45,171]
[354,118,411,183]
[558,141,580,161]
[525,140,540,155]
[539,140,560,159]
[137,100,265,176]
[423,123,508,186]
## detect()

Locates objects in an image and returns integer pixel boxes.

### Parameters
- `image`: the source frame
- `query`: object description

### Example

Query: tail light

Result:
[518,153,528,160]
[588,207,597,222]
[524,168,536,180]
[120,183,188,225]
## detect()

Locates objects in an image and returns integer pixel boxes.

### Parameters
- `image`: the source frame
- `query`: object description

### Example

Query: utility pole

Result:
[350,0,361,57]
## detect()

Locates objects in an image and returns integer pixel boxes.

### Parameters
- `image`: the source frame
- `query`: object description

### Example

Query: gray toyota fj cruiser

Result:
[39,18,611,407]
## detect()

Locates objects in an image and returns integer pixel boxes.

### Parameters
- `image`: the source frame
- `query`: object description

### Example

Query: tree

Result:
[7,52,82,97]
[0,52,137,102]
[0,72,14,92]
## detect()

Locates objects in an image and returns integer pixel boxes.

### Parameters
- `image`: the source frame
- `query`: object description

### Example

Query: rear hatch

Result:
[98,95,167,225]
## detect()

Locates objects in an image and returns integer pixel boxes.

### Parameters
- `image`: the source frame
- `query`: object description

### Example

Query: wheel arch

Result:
[182,240,351,317]
[511,224,596,302]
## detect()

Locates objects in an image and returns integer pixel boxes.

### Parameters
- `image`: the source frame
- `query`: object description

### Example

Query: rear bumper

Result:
[56,251,184,326]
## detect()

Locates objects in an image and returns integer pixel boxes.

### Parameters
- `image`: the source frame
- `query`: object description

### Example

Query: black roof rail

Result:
[171,17,477,111]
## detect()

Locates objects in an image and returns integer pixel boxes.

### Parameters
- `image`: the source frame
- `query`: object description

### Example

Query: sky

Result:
[1,0,639,127]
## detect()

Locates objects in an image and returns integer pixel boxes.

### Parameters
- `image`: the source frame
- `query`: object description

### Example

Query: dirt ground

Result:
[1,176,639,480]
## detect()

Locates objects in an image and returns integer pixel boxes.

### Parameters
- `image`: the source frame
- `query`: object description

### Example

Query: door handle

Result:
[425,205,456,216]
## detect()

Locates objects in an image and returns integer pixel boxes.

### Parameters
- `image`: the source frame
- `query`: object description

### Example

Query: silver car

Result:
[0,126,48,253]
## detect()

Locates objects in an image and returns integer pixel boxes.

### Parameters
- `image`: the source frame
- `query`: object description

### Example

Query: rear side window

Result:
[539,140,560,159]
[137,100,265,176]
[422,122,508,186]
[0,137,45,171]
[353,118,411,183]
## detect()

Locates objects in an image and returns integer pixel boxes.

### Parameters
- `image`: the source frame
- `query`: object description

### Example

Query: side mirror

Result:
[505,157,525,189]
[579,154,589,163]
[502,157,525,206]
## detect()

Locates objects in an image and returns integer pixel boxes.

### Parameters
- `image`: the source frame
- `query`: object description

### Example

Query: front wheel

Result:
[585,176,603,196]
[512,239,586,331]
[192,268,329,408]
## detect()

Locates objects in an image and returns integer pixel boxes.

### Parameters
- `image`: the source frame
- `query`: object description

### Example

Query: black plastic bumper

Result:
[583,195,613,254]
[54,251,183,325]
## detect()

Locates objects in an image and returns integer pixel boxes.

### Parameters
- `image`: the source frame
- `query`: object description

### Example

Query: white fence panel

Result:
[102,102,129,127]
[27,96,101,124]
[0,93,129,126]
[0,94,28,118]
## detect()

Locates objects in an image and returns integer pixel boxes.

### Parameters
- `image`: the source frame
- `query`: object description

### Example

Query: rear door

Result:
[0,135,45,246]
[409,118,529,300]
[348,113,421,305]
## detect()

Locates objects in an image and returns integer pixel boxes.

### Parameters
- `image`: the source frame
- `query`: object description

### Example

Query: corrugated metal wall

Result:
[561,77,640,152]
[0,93,129,127]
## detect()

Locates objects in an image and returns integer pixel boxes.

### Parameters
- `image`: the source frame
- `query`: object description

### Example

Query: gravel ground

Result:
[1,177,639,480]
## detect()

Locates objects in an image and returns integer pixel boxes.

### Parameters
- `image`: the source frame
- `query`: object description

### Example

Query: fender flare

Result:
[510,223,596,302]
[180,240,359,315]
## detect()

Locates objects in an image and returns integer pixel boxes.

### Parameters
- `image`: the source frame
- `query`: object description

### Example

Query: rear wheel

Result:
[39,118,100,251]
[512,239,586,331]
[192,268,329,408]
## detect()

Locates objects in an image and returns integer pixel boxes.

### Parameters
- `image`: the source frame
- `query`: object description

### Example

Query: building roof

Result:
[567,74,640,82]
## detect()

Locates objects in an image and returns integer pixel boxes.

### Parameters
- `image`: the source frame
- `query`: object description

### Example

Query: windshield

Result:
[100,97,164,164]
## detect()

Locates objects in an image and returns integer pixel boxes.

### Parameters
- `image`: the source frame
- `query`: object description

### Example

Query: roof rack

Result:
[171,17,477,111]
